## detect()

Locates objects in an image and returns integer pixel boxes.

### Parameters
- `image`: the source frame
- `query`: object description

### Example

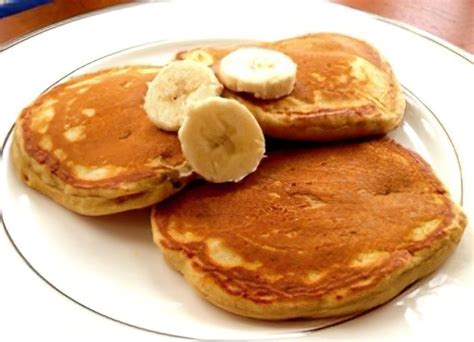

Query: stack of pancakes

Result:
[13,33,467,320]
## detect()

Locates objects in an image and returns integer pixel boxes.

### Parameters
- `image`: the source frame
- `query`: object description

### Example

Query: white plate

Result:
[0,1,472,341]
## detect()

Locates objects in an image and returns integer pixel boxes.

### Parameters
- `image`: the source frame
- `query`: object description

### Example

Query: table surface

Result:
[0,0,472,53]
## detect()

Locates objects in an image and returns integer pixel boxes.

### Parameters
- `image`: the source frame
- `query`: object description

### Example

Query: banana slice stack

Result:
[144,48,297,183]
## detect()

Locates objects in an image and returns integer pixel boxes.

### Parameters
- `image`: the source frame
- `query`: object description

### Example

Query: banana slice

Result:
[144,60,223,131]
[218,47,297,100]
[178,97,265,183]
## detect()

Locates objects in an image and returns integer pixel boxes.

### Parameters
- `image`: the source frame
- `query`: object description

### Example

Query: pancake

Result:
[13,66,193,216]
[151,138,466,320]
[177,33,406,141]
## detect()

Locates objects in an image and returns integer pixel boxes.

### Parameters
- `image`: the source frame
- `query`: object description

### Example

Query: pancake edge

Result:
[223,86,406,142]
[12,121,192,216]
[151,204,466,320]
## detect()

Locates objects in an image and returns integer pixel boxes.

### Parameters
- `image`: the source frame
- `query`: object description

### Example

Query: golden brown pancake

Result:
[177,33,406,141]
[151,138,466,320]
[13,66,193,216]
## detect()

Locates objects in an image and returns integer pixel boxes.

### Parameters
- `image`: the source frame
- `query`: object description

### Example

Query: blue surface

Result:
[0,0,52,18]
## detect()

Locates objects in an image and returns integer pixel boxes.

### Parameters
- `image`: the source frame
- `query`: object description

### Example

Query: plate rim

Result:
[1,1,471,63]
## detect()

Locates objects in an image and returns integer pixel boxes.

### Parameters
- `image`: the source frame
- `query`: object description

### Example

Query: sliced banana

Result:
[178,97,265,183]
[218,47,297,100]
[144,60,223,131]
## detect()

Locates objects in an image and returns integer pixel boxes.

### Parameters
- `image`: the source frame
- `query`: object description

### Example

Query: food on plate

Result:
[178,97,265,183]
[151,137,466,319]
[177,33,406,141]
[217,47,297,99]
[13,66,193,216]
[10,31,467,322]
[144,60,223,131]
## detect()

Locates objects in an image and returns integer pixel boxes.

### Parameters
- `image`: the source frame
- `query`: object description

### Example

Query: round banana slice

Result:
[144,60,223,131]
[218,47,297,100]
[178,97,265,183]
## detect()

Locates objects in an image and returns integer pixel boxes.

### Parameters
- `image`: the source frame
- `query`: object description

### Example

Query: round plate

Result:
[0,1,472,341]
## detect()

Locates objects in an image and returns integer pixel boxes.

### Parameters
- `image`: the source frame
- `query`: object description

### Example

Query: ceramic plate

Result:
[0,1,472,341]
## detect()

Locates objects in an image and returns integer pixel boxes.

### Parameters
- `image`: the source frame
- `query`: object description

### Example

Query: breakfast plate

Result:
[0,1,472,341]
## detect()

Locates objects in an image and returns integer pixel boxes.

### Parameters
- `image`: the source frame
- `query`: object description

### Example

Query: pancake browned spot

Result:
[13,66,194,215]
[177,33,406,141]
[151,137,466,320]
